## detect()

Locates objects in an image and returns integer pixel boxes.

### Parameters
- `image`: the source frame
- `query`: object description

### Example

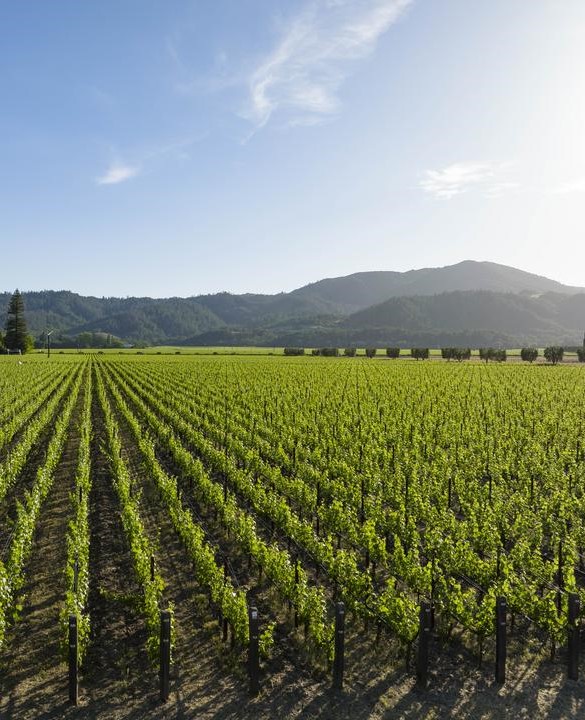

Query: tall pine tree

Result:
[4,290,29,352]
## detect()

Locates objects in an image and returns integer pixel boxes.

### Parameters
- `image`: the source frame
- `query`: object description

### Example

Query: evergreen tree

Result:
[4,290,29,352]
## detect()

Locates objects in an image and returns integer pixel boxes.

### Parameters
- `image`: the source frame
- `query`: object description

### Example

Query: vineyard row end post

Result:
[333,601,345,690]
[495,596,506,684]
[568,593,580,681]
[68,614,78,705]
[416,602,432,687]
[249,606,260,697]
[160,610,171,702]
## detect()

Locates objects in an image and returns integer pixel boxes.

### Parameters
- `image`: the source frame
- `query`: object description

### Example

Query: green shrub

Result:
[479,348,506,363]
[520,348,538,363]
[319,348,339,357]
[544,346,564,364]
[442,347,471,361]
[411,348,430,360]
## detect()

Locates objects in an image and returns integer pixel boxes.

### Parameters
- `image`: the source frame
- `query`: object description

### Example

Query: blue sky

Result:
[1,0,585,297]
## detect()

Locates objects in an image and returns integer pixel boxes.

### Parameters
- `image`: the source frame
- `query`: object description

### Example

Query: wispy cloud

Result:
[551,177,585,195]
[244,0,413,131]
[419,162,517,199]
[94,137,201,186]
[96,162,140,186]
[420,163,585,199]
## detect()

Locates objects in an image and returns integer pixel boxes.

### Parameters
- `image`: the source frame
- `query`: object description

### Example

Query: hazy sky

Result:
[1,0,585,297]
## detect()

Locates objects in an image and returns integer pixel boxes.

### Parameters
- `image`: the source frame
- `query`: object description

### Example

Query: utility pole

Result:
[47,329,53,358]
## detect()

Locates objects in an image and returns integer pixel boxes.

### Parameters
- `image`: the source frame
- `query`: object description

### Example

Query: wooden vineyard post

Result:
[68,614,78,705]
[160,610,171,702]
[73,556,79,594]
[222,559,229,641]
[316,482,321,536]
[495,596,506,684]
[556,540,563,616]
[150,554,155,583]
[430,559,436,630]
[294,560,299,628]
[416,602,432,687]
[332,602,345,690]
[568,593,580,680]
[249,606,260,697]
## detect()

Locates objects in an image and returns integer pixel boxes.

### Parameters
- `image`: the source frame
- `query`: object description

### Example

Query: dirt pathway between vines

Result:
[0,370,79,554]
[0,384,84,719]
[75,383,157,715]
[104,369,329,719]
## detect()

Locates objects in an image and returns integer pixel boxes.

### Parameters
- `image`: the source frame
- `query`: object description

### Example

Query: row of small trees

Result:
[442,347,471,361]
[288,346,492,360]
[286,347,438,359]
[520,347,566,364]
[286,347,428,358]
[479,348,507,363]
[284,345,579,364]
[481,347,570,364]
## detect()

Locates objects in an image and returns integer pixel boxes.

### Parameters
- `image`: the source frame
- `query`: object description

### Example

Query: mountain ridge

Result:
[290,260,584,307]
[2,261,584,346]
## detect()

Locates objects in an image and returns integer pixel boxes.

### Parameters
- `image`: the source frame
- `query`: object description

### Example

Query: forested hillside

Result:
[3,261,584,346]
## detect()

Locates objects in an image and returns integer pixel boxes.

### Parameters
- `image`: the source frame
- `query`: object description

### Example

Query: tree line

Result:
[284,346,580,364]
[0,290,127,353]
[0,291,581,365]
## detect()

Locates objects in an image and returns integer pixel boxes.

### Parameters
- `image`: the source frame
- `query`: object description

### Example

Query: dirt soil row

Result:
[0,384,84,719]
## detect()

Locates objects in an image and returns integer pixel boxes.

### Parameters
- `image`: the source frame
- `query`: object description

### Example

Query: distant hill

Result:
[289,261,585,313]
[342,290,585,345]
[2,261,584,346]
[0,291,224,345]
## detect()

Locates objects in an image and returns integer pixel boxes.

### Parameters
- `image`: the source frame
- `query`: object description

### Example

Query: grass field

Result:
[1,354,585,719]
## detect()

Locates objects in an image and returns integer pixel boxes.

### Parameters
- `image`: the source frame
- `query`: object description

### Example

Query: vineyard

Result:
[1,353,585,718]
